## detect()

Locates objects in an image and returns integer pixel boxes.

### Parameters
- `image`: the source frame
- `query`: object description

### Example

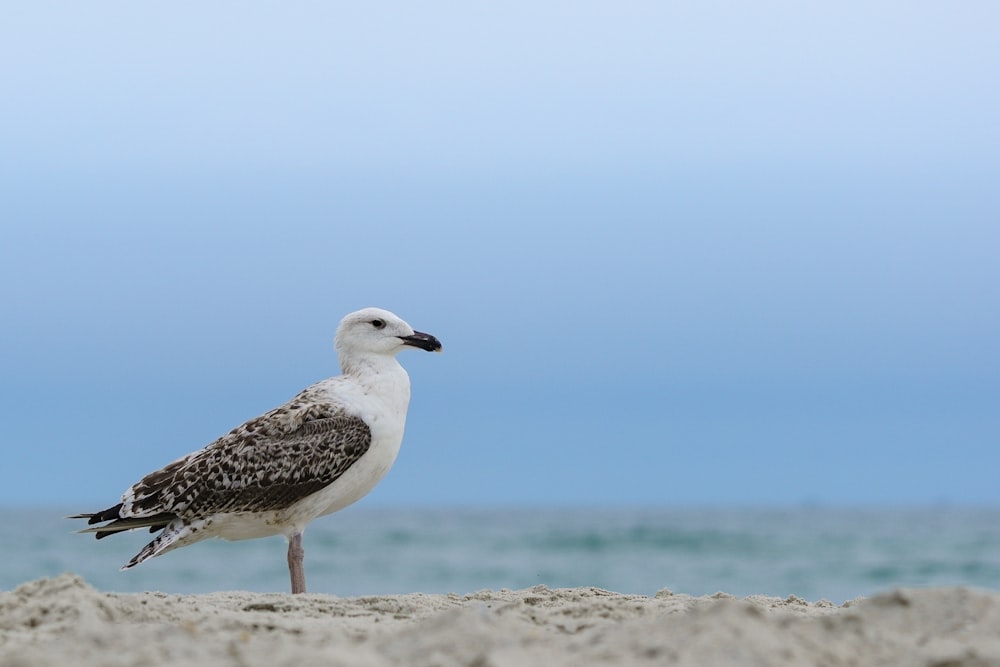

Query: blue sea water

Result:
[3,506,998,604]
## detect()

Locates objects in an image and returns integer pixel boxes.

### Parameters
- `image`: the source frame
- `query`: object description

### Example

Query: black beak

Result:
[399,331,443,352]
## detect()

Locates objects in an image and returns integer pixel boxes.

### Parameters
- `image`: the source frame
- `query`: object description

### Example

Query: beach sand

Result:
[2,574,999,666]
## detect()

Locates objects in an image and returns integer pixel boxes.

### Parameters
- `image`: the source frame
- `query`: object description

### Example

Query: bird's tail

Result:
[69,504,176,540]
[70,504,198,569]
[122,521,189,569]
[68,503,123,525]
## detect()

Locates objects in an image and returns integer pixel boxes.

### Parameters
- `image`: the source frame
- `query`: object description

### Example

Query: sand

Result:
[2,575,999,666]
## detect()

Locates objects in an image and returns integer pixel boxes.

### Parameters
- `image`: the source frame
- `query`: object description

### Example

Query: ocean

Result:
[3,506,998,604]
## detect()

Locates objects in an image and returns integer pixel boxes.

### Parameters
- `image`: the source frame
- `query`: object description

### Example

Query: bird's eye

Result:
[371,319,386,329]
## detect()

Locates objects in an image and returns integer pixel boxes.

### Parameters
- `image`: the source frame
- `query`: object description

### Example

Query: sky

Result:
[1,2,998,508]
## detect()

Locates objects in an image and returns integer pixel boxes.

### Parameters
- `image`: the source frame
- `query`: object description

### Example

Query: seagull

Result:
[70,307,441,594]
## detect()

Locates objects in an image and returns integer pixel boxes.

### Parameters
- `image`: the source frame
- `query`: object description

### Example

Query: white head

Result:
[334,307,442,372]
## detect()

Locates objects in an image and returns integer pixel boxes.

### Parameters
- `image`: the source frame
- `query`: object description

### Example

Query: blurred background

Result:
[1,2,998,600]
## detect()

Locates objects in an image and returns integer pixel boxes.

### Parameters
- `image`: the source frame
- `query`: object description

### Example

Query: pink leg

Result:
[287,532,306,594]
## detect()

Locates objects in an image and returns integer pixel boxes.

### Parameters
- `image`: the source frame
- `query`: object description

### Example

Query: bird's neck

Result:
[340,354,412,408]
[340,355,410,425]
[340,351,402,377]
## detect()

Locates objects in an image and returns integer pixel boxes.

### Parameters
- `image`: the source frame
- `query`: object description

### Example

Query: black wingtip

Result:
[69,503,124,525]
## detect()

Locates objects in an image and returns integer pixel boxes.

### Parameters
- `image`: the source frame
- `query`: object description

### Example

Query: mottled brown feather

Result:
[133,419,370,518]
[122,396,372,520]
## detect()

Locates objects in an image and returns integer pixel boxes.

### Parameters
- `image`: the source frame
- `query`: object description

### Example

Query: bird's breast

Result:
[275,374,412,531]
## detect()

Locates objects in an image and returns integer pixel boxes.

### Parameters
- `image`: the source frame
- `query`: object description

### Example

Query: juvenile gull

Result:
[70,307,441,594]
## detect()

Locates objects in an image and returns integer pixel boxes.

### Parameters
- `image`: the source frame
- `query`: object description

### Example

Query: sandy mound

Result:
[2,574,999,666]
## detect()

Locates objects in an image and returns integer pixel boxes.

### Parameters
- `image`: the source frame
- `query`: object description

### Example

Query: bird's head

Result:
[335,308,442,363]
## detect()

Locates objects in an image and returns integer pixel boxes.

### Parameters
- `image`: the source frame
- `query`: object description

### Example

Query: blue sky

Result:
[1,2,998,507]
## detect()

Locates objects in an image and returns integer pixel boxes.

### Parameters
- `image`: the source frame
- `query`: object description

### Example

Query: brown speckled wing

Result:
[125,410,372,519]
